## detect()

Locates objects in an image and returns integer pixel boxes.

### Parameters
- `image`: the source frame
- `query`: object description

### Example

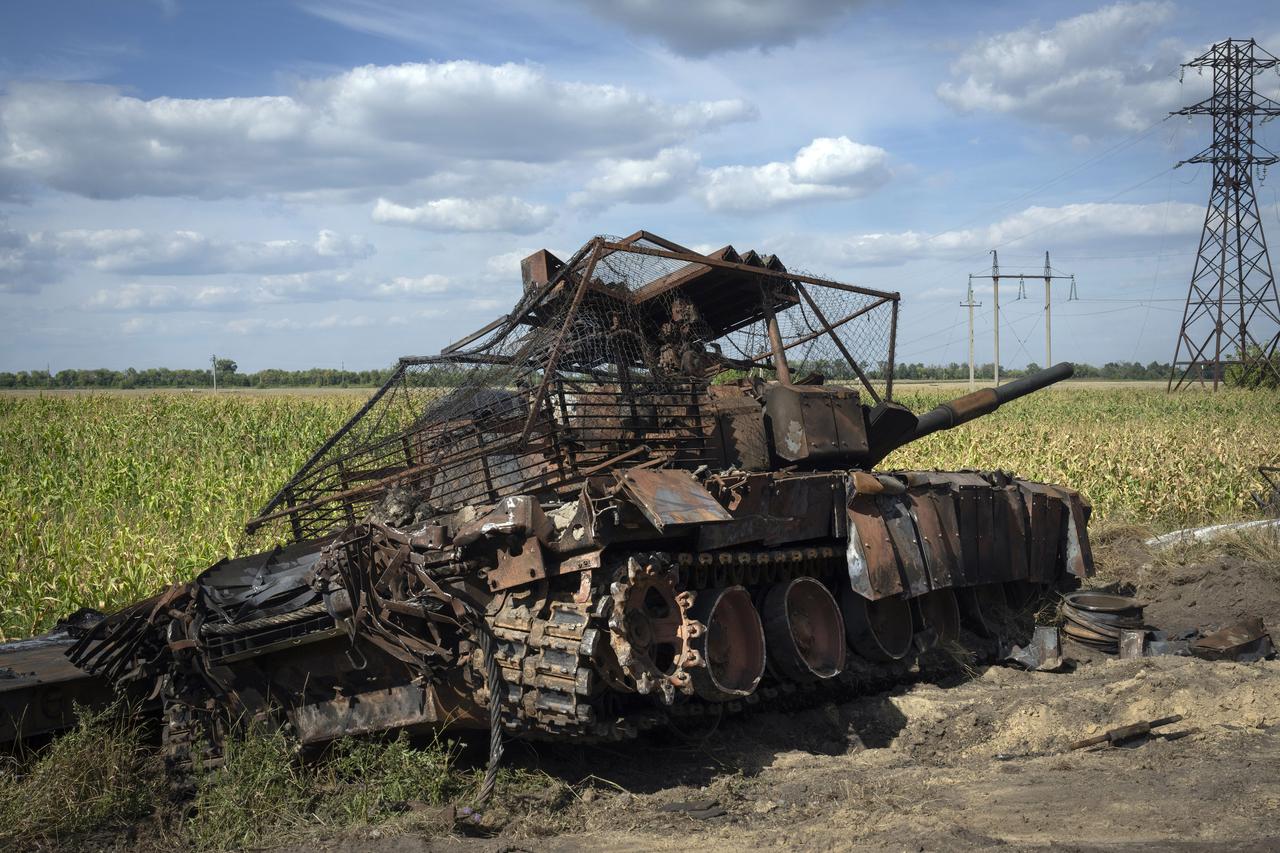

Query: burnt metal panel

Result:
[0,634,112,744]
[910,489,959,590]
[615,469,733,531]
[1018,480,1093,580]
[880,495,928,597]
[291,682,440,744]
[1024,489,1052,583]
[707,387,769,471]
[762,384,868,464]
[763,474,837,546]
[955,487,980,585]
[1001,487,1031,583]
[487,535,549,592]
[1044,484,1095,578]
[974,487,998,583]
[846,497,903,599]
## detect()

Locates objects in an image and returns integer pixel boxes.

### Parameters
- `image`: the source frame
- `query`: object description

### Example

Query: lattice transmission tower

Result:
[1169,38,1280,390]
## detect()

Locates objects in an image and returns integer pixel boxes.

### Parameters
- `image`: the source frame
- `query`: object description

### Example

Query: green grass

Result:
[0,711,469,852]
[0,702,162,849]
[184,727,466,852]
[2,386,1278,640]
[0,393,359,639]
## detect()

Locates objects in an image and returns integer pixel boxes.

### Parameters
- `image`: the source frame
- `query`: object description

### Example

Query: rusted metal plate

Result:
[1042,485,1096,578]
[906,471,990,489]
[290,682,440,744]
[846,497,904,600]
[1018,479,1070,578]
[762,384,868,464]
[707,387,769,471]
[990,490,1013,583]
[1001,487,1031,583]
[910,489,959,590]
[1040,493,1066,582]
[1191,617,1272,661]
[616,469,733,532]
[954,488,980,585]
[880,496,928,597]
[974,487,998,582]
[487,535,548,592]
[763,474,837,546]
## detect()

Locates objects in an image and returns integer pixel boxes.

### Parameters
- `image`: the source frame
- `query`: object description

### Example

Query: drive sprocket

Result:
[607,554,704,704]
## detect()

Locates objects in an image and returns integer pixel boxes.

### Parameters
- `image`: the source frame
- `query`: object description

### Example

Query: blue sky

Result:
[2,0,1278,372]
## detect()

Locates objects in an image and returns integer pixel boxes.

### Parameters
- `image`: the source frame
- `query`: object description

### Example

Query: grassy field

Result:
[1,385,1277,641]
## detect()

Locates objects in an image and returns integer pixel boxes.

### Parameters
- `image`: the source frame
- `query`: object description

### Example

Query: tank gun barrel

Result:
[908,362,1074,444]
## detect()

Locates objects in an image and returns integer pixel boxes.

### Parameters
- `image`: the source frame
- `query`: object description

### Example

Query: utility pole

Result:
[1169,38,1280,391]
[977,250,1075,383]
[991,250,1001,385]
[962,275,982,390]
[211,354,217,393]
[1044,252,1053,366]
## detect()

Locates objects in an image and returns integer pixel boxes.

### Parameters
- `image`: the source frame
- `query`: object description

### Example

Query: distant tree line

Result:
[887,360,1174,382]
[0,359,1186,390]
[0,364,396,390]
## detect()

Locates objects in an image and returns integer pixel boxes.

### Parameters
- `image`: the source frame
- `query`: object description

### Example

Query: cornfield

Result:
[1,386,1277,640]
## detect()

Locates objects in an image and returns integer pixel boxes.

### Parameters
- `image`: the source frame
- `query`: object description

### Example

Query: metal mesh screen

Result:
[247,232,898,544]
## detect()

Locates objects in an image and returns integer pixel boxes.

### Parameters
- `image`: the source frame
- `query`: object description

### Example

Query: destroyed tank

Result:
[6,231,1094,774]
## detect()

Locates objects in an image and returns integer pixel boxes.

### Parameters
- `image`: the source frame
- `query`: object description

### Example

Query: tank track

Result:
[487,543,1028,743]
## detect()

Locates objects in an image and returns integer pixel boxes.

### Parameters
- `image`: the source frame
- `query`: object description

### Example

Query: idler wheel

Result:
[687,586,765,702]
[763,577,846,682]
[840,586,913,661]
[958,583,1010,638]
[913,589,961,648]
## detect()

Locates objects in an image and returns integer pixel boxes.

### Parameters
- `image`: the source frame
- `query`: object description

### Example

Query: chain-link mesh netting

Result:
[248,233,898,544]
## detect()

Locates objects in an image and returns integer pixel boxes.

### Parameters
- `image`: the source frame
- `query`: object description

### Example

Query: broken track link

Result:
[488,590,609,739]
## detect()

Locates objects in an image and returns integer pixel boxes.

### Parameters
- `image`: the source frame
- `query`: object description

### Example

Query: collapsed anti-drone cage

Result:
[247,231,900,544]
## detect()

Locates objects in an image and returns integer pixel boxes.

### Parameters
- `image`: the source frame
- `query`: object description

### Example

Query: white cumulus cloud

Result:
[700,136,891,212]
[61,229,373,275]
[2,226,374,292]
[816,201,1204,267]
[570,147,701,208]
[937,2,1189,135]
[0,62,754,200]
[372,196,555,233]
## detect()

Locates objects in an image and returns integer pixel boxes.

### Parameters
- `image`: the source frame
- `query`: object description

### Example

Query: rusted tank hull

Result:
[40,465,1088,763]
[3,234,1091,785]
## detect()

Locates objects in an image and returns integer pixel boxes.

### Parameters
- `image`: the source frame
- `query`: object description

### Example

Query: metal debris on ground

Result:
[1191,618,1273,662]
[1068,714,1185,751]
[1060,591,1146,654]
[1004,625,1065,671]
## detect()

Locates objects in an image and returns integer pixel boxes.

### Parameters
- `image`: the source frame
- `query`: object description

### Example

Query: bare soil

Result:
[292,548,1280,853]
